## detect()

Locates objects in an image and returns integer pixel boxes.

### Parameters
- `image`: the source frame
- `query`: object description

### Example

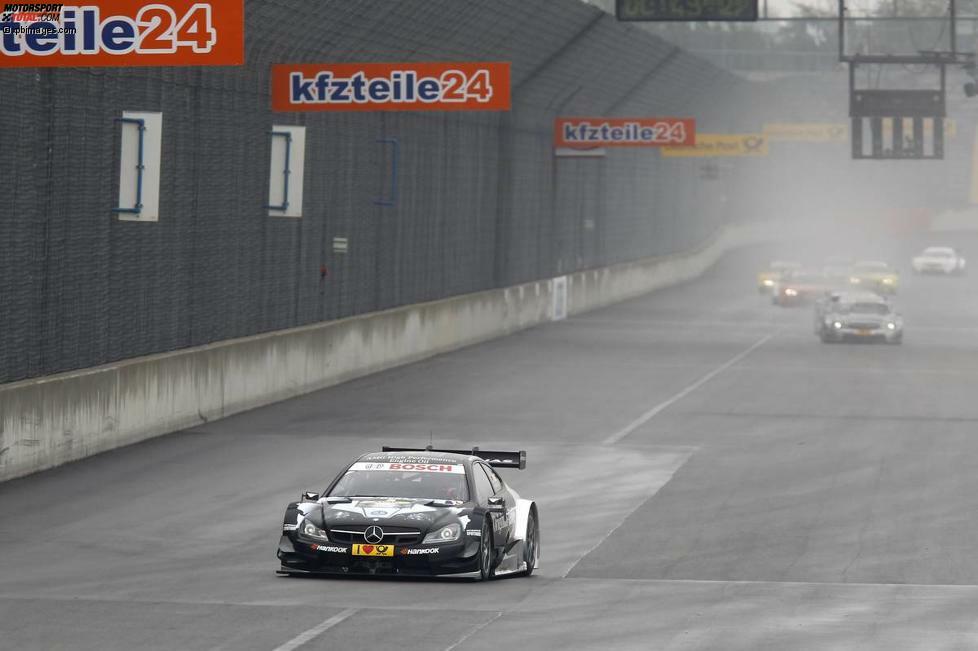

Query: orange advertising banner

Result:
[271,62,512,112]
[554,117,696,148]
[0,1,244,67]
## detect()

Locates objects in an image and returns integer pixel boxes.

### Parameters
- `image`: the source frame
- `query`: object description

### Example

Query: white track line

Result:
[271,608,358,651]
[603,333,775,446]
[443,611,503,651]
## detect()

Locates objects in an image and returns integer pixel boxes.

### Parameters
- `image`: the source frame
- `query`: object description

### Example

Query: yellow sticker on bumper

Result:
[352,544,395,557]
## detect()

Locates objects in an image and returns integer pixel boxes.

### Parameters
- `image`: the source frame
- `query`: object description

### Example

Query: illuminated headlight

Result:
[849,277,861,284]
[423,523,462,544]
[834,321,843,329]
[887,322,896,330]
[300,519,330,542]
[784,288,798,297]
[882,278,894,284]
[763,279,774,286]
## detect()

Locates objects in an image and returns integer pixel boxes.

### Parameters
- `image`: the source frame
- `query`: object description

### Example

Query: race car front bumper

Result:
[822,325,901,343]
[276,534,482,577]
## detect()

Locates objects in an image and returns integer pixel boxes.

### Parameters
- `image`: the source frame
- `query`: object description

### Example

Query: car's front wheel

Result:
[521,509,539,577]
[478,520,495,581]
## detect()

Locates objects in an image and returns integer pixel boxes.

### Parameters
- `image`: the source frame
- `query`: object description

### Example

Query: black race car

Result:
[276,446,540,580]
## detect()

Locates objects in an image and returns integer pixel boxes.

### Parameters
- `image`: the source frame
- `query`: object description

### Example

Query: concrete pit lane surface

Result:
[4,238,978,650]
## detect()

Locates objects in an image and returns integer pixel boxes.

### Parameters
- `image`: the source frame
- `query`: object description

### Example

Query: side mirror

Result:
[487,496,505,512]
[301,491,321,502]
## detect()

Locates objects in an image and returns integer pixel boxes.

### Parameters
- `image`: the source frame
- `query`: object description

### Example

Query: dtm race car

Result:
[911,246,966,275]
[772,269,836,306]
[277,447,539,580]
[757,260,802,294]
[815,291,903,344]
[848,260,899,294]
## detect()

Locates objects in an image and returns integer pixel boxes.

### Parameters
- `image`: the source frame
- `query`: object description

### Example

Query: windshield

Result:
[853,262,889,272]
[329,462,469,501]
[785,273,823,284]
[837,302,890,315]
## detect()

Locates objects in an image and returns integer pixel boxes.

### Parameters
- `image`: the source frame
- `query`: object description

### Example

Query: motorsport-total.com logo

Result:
[1,3,63,22]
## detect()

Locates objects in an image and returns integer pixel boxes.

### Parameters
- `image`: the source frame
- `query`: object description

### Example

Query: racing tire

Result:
[889,334,903,345]
[819,328,835,344]
[520,509,540,577]
[478,519,495,581]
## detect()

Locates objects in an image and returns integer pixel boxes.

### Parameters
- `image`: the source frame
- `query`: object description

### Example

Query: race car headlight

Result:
[834,321,843,329]
[423,523,462,544]
[763,279,774,286]
[300,519,330,542]
[849,277,861,284]
[784,288,798,297]
[887,322,896,330]
[882,278,894,284]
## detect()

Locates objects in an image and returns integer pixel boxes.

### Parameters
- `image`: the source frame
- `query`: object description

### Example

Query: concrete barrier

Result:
[0,221,773,482]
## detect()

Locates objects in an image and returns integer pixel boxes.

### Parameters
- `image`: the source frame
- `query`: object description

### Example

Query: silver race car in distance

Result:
[912,246,966,275]
[815,291,903,344]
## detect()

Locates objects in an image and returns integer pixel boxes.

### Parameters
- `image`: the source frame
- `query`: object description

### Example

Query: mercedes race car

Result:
[277,447,539,580]
[848,260,899,294]
[757,260,802,294]
[815,291,903,344]
[911,246,966,275]
[772,269,836,306]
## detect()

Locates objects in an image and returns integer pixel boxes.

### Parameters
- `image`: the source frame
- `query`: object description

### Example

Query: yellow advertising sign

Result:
[661,134,768,158]
[763,123,847,142]
[763,120,956,143]
[881,118,956,139]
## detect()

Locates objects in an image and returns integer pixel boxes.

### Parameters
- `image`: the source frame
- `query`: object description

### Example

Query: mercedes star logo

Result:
[364,525,384,544]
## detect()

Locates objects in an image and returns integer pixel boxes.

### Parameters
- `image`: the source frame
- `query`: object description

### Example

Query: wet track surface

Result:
[4,235,978,650]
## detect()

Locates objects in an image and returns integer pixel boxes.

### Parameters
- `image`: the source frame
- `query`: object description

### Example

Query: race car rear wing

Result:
[382,446,526,470]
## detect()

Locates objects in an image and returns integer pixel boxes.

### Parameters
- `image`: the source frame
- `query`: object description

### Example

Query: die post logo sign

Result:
[0,1,244,67]
[271,62,512,112]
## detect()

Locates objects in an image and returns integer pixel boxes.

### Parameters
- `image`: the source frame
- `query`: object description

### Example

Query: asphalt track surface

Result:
[4,235,978,650]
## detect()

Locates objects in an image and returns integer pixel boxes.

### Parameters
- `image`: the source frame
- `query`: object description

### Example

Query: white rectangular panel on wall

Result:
[552,276,568,321]
[268,125,306,218]
[117,111,162,222]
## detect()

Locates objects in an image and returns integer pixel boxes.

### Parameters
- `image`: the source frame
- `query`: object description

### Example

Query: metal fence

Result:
[0,0,781,384]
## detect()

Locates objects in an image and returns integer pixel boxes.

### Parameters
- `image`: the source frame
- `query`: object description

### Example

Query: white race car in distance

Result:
[911,247,966,275]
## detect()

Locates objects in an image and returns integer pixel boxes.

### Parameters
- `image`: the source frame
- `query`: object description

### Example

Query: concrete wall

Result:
[0,222,772,482]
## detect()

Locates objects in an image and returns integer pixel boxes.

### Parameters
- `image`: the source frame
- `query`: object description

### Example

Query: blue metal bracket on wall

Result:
[112,117,146,215]
[374,138,399,206]
[266,131,293,211]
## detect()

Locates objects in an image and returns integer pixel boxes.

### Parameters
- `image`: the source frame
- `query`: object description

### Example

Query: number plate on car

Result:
[352,544,394,557]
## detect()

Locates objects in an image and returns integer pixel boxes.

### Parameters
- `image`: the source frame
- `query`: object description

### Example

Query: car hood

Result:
[319,497,468,531]
[853,271,897,280]
[914,256,953,264]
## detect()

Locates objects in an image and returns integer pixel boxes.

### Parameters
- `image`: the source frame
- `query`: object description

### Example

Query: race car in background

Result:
[822,256,853,286]
[757,260,802,294]
[848,260,899,294]
[815,291,903,344]
[911,246,966,275]
[772,269,836,306]
[277,446,539,580]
